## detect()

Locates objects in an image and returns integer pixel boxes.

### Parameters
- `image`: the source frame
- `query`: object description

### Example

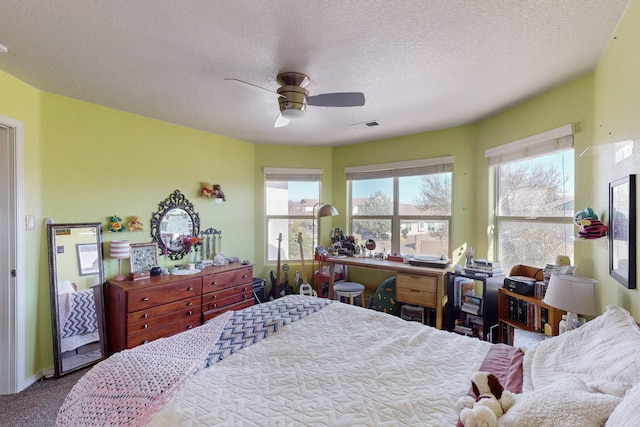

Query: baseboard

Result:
[20,365,54,391]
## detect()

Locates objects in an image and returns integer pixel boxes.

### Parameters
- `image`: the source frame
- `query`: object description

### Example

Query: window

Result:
[346,157,453,257]
[486,125,575,273]
[265,168,321,262]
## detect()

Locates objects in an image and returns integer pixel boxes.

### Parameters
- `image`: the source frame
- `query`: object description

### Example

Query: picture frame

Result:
[609,174,636,289]
[129,242,159,274]
[76,243,100,276]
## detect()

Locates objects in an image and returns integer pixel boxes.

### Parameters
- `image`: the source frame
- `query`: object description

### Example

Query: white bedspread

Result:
[149,301,492,426]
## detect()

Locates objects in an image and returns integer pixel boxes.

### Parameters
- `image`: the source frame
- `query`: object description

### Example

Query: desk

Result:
[325,257,447,329]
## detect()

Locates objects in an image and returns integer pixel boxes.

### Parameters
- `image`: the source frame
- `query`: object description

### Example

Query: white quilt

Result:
[148,301,493,426]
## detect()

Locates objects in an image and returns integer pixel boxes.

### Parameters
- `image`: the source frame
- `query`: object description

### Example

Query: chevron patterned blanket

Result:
[61,289,97,338]
[205,295,337,367]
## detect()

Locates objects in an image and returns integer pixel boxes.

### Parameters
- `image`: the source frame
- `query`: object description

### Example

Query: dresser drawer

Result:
[127,296,200,324]
[127,302,200,335]
[126,317,200,349]
[126,277,202,312]
[202,285,253,312]
[396,273,437,307]
[202,298,254,323]
[202,266,252,293]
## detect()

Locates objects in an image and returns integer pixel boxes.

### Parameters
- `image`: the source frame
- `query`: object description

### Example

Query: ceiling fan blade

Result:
[224,78,283,99]
[274,113,290,128]
[306,92,365,107]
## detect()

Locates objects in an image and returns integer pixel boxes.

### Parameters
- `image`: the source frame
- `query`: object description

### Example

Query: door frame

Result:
[0,114,25,394]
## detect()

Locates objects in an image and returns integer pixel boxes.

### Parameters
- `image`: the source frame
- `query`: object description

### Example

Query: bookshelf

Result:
[445,272,503,342]
[498,287,565,345]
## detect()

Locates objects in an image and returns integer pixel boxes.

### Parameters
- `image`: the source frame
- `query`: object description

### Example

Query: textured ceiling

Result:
[0,0,630,146]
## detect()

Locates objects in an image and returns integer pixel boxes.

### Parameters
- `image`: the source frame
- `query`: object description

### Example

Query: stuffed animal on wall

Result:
[128,215,143,232]
[573,207,608,239]
[108,215,125,232]
[202,182,214,198]
[213,184,226,201]
[457,371,514,427]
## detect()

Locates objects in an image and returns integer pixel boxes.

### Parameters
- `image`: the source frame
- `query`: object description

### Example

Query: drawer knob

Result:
[213,281,218,285]
[187,302,193,306]
[142,297,149,301]
[243,287,248,291]
[143,313,149,318]
[242,274,248,278]
[212,303,217,308]
[187,310,192,315]
[143,340,149,344]
[143,324,148,329]
[187,287,193,291]
[187,325,193,329]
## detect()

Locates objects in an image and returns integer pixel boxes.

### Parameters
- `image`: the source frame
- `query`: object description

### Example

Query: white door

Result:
[0,116,25,395]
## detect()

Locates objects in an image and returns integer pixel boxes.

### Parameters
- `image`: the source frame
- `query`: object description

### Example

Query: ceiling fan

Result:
[224,72,365,128]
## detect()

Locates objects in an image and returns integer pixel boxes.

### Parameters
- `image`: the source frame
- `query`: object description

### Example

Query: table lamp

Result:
[311,203,339,286]
[543,274,598,331]
[110,240,130,281]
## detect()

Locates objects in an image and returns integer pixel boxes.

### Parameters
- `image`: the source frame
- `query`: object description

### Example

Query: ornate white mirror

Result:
[47,222,106,378]
[150,189,200,260]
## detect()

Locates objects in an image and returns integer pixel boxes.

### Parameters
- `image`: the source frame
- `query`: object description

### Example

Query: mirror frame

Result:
[150,189,201,260]
[47,222,107,378]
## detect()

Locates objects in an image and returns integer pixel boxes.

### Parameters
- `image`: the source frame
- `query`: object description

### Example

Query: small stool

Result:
[333,281,365,307]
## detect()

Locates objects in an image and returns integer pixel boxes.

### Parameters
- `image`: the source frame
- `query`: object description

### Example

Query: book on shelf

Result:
[464,262,504,277]
[461,295,483,315]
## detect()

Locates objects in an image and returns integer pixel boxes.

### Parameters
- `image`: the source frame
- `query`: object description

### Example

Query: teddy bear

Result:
[573,207,608,239]
[457,371,514,427]
[202,182,214,198]
[128,215,143,232]
[108,215,125,232]
[213,184,226,201]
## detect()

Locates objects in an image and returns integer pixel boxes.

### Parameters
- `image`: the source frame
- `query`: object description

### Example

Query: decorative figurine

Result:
[213,184,226,201]
[202,182,214,198]
[573,207,608,239]
[128,215,144,232]
[108,215,125,232]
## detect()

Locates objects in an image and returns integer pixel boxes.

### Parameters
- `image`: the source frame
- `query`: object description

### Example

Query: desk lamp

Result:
[543,274,598,331]
[110,240,130,281]
[311,203,339,287]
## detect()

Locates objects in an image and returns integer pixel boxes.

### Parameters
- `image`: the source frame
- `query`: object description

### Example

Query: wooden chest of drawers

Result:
[106,264,253,354]
[396,272,437,308]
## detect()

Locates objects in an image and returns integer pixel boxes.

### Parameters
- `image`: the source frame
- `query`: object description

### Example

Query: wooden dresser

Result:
[106,263,253,354]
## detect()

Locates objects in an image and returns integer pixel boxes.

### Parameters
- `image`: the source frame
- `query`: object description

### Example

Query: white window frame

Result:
[346,157,453,256]
[264,168,322,263]
[486,124,575,269]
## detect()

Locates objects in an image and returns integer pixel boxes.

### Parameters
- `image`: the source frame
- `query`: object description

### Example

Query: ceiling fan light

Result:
[281,108,305,119]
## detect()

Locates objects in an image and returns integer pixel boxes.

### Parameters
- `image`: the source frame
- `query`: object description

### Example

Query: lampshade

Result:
[316,203,339,218]
[543,274,598,316]
[110,240,130,259]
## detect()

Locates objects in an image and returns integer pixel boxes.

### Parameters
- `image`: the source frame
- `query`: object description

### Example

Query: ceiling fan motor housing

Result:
[277,85,308,118]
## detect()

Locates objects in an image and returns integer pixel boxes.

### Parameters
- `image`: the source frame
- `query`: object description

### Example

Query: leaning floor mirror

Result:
[47,222,107,378]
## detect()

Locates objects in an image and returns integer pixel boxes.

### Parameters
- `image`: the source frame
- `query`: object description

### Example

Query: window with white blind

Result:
[485,125,575,273]
[264,168,321,262]
[346,157,453,257]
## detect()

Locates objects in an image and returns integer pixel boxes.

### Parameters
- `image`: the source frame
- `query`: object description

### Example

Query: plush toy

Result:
[573,207,608,239]
[202,182,214,198]
[213,184,226,201]
[128,215,143,232]
[108,215,125,232]
[457,371,514,427]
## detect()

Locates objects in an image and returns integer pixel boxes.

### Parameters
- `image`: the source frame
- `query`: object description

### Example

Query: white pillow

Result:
[605,383,640,427]
[522,305,640,395]
[499,376,622,427]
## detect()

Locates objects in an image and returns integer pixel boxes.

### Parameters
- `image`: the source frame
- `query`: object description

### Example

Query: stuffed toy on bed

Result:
[458,371,514,427]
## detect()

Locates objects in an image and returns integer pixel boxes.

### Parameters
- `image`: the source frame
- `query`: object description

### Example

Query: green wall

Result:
[2,0,640,382]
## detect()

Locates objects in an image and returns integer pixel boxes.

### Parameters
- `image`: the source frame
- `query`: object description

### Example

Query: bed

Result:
[57,295,640,426]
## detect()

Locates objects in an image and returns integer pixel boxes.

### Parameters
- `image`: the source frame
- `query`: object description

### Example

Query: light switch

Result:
[25,215,35,231]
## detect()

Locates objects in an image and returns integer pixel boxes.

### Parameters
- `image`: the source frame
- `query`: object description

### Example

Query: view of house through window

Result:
[265,169,320,262]
[494,143,575,273]
[348,159,452,257]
